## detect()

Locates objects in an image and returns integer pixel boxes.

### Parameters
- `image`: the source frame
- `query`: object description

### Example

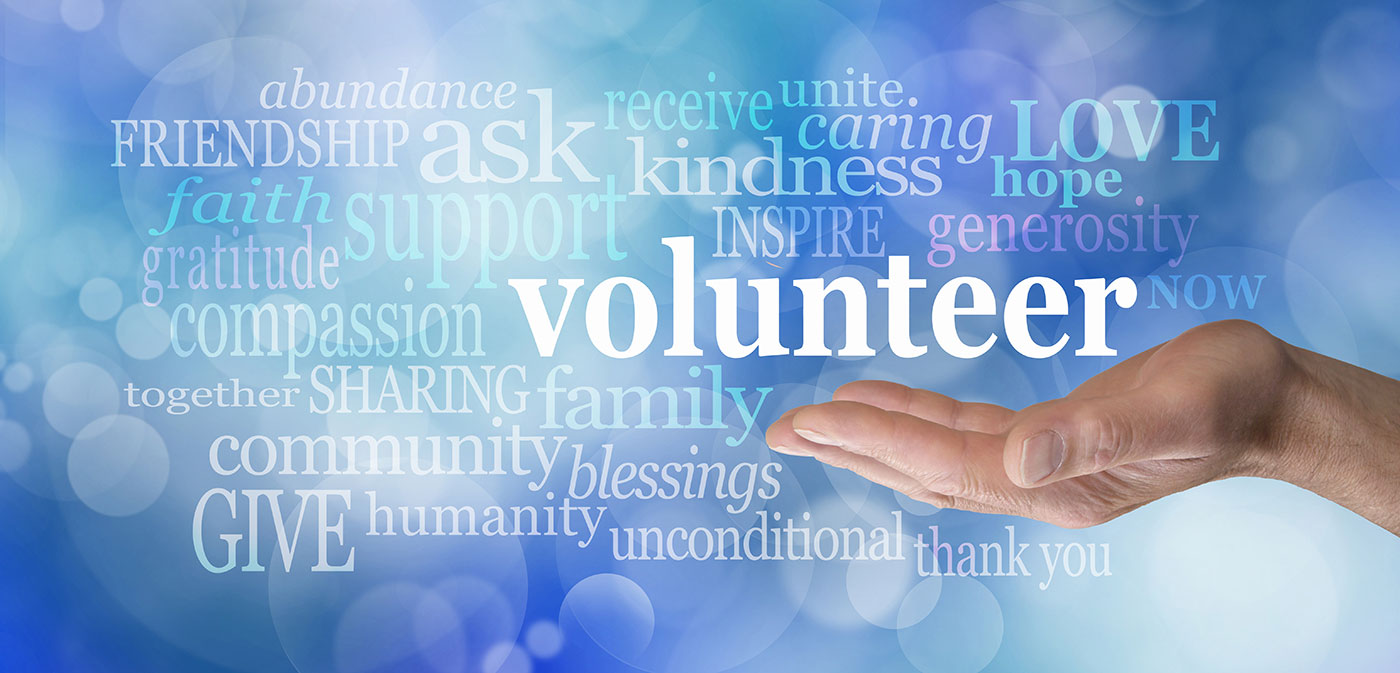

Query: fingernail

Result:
[1020,431,1065,485]
[793,427,836,445]
[768,444,809,456]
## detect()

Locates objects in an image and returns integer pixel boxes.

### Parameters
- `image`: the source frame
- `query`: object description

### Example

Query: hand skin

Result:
[766,320,1400,535]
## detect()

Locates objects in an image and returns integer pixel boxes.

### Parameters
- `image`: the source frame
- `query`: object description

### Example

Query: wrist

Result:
[1262,341,1400,532]
[1257,343,1338,487]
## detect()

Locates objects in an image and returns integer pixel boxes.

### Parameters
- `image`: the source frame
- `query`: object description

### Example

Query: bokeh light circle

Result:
[481,642,532,673]
[845,545,921,629]
[332,582,466,673]
[66,414,170,516]
[3,362,35,392]
[115,304,172,360]
[59,0,104,31]
[1318,9,1400,110]
[1243,125,1301,183]
[1147,488,1338,673]
[42,361,120,438]
[523,621,564,659]
[1096,85,1164,159]
[897,576,1003,673]
[79,277,123,321]
[559,573,656,662]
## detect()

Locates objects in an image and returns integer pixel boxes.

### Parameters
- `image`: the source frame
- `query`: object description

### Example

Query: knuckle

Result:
[1215,318,1270,343]
[1072,405,1128,466]
[945,399,965,429]
[896,384,918,415]
[1187,319,1261,343]
[1185,320,1282,361]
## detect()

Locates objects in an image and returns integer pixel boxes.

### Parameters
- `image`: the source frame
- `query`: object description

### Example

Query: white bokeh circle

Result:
[559,573,656,662]
[79,277,123,321]
[42,361,120,438]
[116,304,172,360]
[66,414,170,516]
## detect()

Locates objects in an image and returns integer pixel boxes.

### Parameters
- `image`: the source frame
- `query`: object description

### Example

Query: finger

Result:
[1003,385,1195,488]
[787,402,1117,525]
[775,411,1023,517]
[833,380,1013,433]
[767,407,933,496]
[791,401,1021,506]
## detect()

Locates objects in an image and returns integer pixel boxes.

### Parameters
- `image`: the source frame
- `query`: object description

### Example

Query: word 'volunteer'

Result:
[510,236,1137,360]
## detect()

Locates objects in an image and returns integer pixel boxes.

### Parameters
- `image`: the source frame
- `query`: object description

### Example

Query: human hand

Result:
[767,320,1400,533]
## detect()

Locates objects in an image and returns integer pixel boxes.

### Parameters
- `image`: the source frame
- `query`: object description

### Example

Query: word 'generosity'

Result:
[509,237,1137,361]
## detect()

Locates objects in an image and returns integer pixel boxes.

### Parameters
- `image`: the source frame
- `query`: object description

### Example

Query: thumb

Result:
[1003,389,1182,488]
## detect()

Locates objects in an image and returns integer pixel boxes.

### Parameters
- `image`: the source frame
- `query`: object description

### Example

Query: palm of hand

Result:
[767,320,1296,528]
